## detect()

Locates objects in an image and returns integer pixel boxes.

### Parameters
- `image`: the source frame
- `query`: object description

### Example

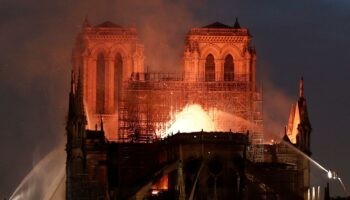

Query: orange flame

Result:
[164,104,215,137]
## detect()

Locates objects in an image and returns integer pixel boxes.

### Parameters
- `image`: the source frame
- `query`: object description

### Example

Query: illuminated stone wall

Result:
[72,20,145,140]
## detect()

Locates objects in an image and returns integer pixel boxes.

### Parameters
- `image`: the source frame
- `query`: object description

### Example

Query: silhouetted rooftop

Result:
[202,19,242,29]
[203,21,233,29]
[95,21,122,28]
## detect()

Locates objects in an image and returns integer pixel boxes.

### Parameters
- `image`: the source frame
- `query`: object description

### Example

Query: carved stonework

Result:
[72,21,145,141]
[183,22,256,83]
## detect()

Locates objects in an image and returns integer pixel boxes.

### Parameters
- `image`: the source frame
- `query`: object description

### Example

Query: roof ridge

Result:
[95,21,122,28]
[202,21,233,29]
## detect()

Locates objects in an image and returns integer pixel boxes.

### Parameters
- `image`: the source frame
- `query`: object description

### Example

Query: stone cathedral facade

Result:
[66,19,312,200]
[71,19,261,142]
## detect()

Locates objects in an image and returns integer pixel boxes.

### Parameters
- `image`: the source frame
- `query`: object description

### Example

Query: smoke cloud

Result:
[262,77,294,140]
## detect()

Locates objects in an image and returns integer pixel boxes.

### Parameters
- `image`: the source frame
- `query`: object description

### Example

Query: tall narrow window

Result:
[205,54,215,81]
[224,55,234,81]
[114,53,123,111]
[96,53,105,114]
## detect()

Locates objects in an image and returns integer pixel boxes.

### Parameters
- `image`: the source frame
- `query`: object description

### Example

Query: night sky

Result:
[1,0,349,198]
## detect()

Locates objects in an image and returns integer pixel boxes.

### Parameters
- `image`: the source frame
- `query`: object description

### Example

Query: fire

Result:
[164,104,215,137]
[162,104,255,138]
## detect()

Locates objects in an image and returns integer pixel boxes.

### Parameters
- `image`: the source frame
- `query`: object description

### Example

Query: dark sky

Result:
[1,0,349,198]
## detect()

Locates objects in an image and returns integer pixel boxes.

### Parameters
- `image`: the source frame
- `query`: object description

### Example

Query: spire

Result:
[233,17,241,29]
[296,76,312,155]
[286,104,295,135]
[70,70,75,94]
[77,70,83,98]
[299,76,304,98]
[68,70,76,120]
[83,16,91,28]
[76,69,85,116]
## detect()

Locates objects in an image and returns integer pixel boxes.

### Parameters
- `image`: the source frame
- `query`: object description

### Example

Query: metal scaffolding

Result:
[117,72,263,161]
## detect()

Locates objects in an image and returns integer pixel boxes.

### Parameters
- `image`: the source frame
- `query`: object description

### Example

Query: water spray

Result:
[327,169,349,196]
[279,139,328,172]
[338,177,349,196]
[276,139,349,196]
[327,169,338,180]
[284,141,349,196]
[9,144,65,200]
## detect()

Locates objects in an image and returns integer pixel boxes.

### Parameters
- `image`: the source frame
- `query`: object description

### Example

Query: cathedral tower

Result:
[182,18,256,90]
[182,19,263,161]
[72,19,145,140]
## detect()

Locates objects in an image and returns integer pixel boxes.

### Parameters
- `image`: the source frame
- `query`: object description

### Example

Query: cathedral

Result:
[66,18,313,200]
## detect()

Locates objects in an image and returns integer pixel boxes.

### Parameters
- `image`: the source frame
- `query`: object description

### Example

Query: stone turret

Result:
[286,77,312,155]
[66,70,88,200]
[296,77,312,155]
[284,77,312,199]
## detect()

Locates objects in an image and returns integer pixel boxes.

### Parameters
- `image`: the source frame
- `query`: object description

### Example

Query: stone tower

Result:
[182,19,263,161]
[71,18,145,141]
[182,19,256,89]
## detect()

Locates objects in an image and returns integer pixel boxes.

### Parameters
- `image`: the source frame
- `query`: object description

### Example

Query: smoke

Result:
[100,0,204,72]
[262,77,295,141]
[213,109,258,133]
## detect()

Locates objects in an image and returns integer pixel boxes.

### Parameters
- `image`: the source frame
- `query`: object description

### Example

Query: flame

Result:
[152,175,168,190]
[164,104,215,137]
[161,104,256,138]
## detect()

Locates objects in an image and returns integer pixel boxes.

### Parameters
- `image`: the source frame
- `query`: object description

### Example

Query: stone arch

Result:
[110,47,129,112]
[200,45,221,59]
[220,45,241,61]
[205,54,215,81]
[114,52,123,111]
[96,52,105,114]
[221,45,244,78]
[90,46,109,114]
[111,46,133,80]
[90,44,110,59]
[110,46,128,59]
[199,45,220,81]
[224,54,234,81]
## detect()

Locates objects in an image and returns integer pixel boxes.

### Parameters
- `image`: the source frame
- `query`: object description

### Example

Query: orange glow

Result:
[286,103,300,144]
[152,175,168,190]
[164,104,215,137]
[161,104,256,138]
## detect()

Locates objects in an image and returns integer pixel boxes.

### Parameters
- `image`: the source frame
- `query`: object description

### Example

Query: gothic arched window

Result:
[224,54,234,81]
[96,53,105,114]
[114,53,123,111]
[205,54,215,81]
